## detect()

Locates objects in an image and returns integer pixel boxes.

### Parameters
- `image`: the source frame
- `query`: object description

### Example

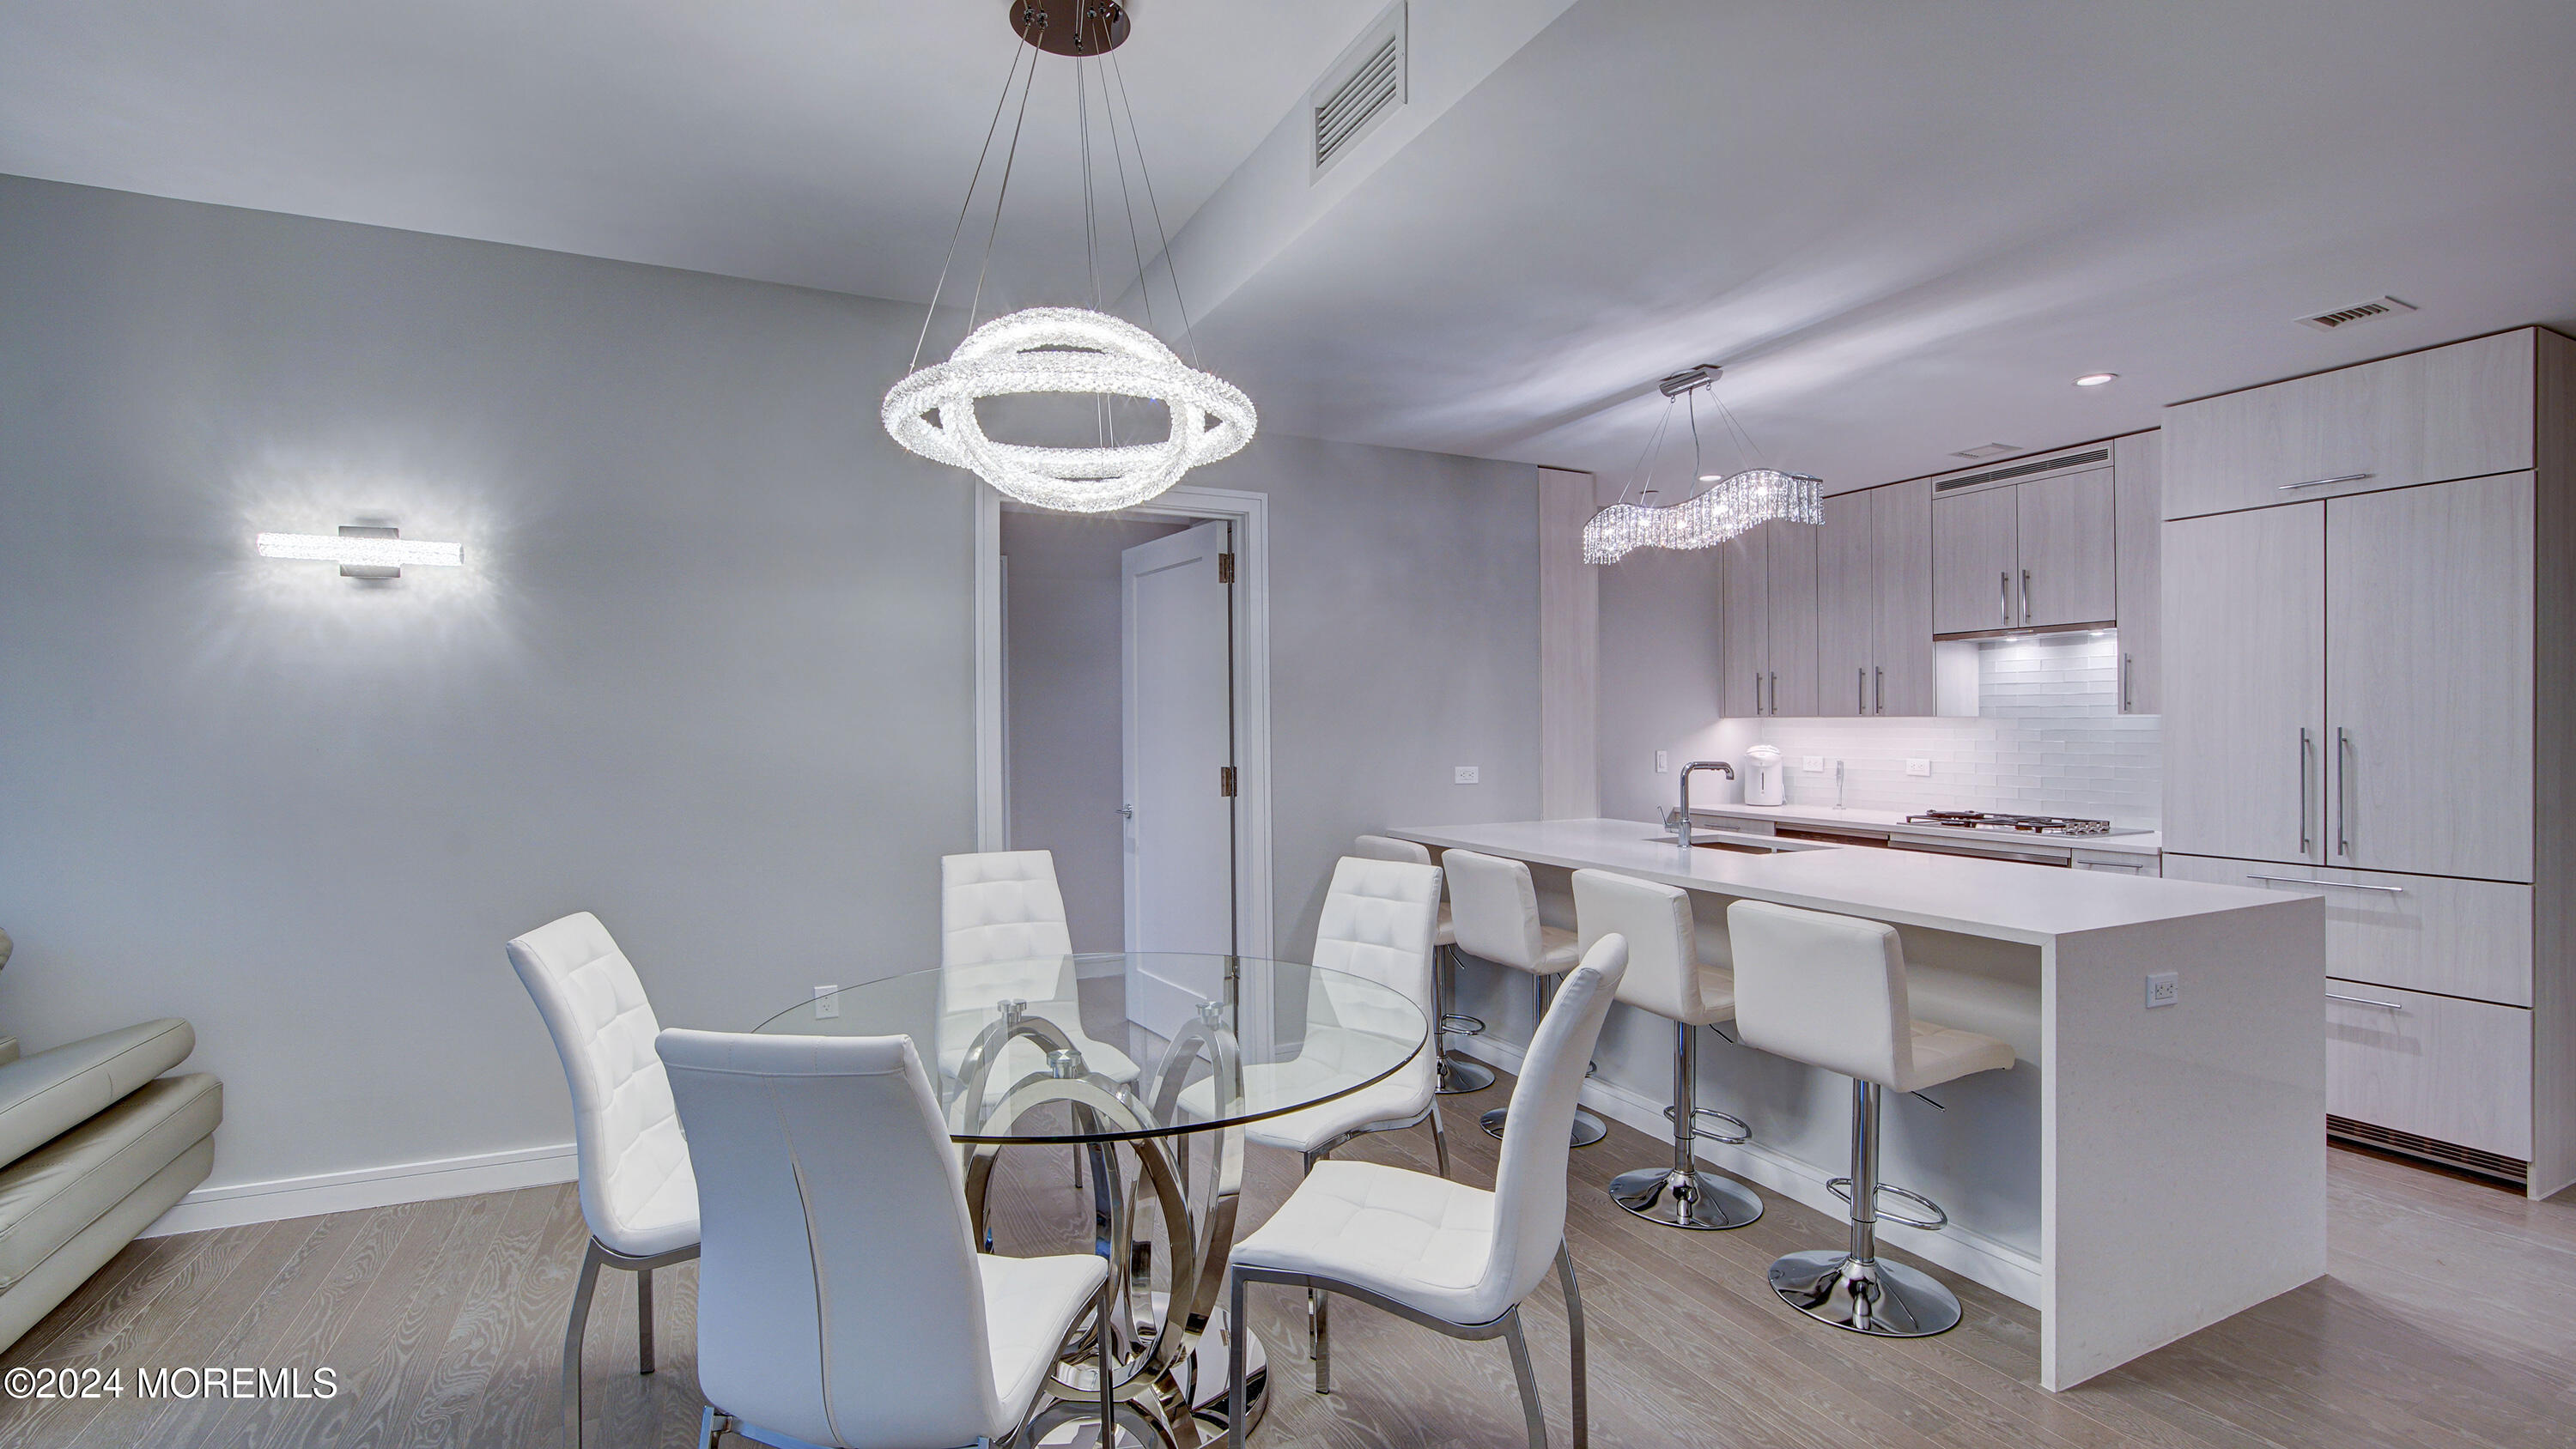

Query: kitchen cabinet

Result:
[1815,481,1935,716]
[1720,518,1819,716]
[1930,462,2116,634]
[1930,485,2018,634]
[2156,324,2574,1195]
[2112,431,2163,713]
[2164,330,2535,520]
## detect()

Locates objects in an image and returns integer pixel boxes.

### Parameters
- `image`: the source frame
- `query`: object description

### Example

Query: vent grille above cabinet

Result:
[1312,5,1406,176]
[2298,295,2416,331]
[1935,448,2111,492]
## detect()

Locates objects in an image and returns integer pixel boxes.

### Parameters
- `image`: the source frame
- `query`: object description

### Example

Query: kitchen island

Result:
[1392,817,2324,1391]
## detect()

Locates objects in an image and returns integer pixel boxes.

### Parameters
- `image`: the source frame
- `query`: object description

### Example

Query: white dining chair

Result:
[1352,834,1493,1094]
[1224,933,1629,1449]
[658,1028,1109,1449]
[940,851,1139,1084]
[507,912,700,1449]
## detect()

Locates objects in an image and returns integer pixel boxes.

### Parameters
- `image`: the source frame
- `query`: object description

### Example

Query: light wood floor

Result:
[5,1069,2573,1449]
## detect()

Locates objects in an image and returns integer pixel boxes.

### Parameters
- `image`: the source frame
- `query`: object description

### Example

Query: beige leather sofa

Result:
[0,1000,222,1352]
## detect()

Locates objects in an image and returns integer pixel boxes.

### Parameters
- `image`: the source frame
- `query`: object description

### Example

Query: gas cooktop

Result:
[1902,810,2153,838]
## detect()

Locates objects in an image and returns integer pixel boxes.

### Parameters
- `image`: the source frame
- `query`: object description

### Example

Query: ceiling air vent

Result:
[2297,295,2416,331]
[1310,4,1406,178]
[1936,448,2111,492]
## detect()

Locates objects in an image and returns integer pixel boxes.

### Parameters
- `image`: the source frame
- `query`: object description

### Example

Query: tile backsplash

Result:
[1753,634,2161,826]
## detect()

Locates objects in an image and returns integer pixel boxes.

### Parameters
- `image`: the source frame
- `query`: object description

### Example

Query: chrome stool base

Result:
[1480,1105,1607,1147]
[1766,1249,1962,1337]
[1436,1053,1496,1094]
[1608,1166,1763,1230]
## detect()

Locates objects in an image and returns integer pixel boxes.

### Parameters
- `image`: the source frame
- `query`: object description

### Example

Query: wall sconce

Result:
[256,526,464,580]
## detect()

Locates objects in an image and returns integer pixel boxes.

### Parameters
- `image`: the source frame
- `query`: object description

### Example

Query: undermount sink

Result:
[1640,830,1833,855]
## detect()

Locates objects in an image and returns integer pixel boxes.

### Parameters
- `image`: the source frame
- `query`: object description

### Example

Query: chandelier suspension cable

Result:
[1101,55,1161,342]
[908,35,1037,373]
[966,32,1044,336]
[1076,55,1109,446]
[1710,384,1767,468]
[1608,395,1677,509]
[1106,50,1200,367]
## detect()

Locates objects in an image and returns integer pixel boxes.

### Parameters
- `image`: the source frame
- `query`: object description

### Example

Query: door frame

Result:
[975,483,1275,961]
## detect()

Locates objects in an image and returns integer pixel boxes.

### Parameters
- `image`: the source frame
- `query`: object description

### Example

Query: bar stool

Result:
[1572,870,1763,1230]
[1354,834,1495,1094]
[1444,849,1606,1147]
[1726,900,2014,1337]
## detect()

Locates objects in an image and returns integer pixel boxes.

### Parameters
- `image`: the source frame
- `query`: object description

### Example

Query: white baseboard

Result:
[140,1142,578,1238]
[1454,1037,2044,1307]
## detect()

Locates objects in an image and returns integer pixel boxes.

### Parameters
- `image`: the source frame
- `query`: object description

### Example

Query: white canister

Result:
[1745,744,1788,806]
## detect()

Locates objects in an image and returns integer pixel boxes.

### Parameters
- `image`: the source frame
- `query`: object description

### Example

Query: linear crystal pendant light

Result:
[884,1,1255,513]
[1583,364,1820,565]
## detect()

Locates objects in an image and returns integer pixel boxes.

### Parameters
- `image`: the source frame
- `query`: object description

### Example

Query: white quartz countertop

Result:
[1390,818,2271,945]
[1677,802,2164,857]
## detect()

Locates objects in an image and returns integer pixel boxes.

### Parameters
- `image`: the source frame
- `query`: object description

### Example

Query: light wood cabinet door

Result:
[1719,528,1767,716]
[1871,479,1935,715]
[2325,980,2531,1159]
[1931,487,2018,634]
[2160,506,2325,864]
[1816,492,1874,716]
[2163,330,2535,520]
[2112,432,2162,714]
[1765,518,1820,717]
[2015,467,2117,627]
[2165,853,2533,1006]
[2325,472,2534,881]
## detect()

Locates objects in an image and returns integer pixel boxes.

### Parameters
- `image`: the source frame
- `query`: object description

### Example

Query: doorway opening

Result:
[977,485,1273,961]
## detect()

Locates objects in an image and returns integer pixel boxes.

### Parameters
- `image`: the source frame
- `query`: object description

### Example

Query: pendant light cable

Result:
[967,41,1042,335]
[1107,50,1200,367]
[909,36,1036,372]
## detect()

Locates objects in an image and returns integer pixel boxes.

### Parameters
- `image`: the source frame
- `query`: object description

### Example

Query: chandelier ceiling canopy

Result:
[883,1,1256,513]
[1583,364,1820,565]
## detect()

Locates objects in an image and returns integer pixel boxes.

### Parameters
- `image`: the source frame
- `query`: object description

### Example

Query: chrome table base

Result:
[1608,1166,1763,1230]
[1766,1249,1962,1337]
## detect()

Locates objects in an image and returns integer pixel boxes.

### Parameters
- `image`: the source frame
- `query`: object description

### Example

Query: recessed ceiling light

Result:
[2074,373,2118,387]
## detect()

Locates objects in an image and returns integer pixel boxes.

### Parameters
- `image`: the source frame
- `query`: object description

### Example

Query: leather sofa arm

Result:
[0,1020,194,1171]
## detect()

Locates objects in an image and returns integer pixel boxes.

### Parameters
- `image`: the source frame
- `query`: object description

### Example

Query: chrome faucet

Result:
[1676,761,1735,849]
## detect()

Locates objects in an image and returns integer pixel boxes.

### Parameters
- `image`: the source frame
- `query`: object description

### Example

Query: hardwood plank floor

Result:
[4,1072,2570,1449]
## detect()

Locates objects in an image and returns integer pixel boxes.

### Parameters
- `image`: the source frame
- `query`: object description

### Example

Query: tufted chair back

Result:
[507,912,698,1258]
[1308,856,1441,1088]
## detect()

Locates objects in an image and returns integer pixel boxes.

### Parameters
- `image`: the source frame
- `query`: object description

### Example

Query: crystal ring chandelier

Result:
[1583,364,1820,564]
[884,2,1255,512]
[883,306,1254,513]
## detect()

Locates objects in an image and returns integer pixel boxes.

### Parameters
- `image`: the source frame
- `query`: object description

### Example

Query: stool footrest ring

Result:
[1663,1105,1751,1145]
[1825,1178,1949,1230]
[1439,1013,1485,1036]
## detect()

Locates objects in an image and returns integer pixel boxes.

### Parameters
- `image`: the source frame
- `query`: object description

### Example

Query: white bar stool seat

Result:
[1727,900,2014,1338]
[1355,834,1494,1094]
[1443,850,1602,1148]
[1572,870,1763,1230]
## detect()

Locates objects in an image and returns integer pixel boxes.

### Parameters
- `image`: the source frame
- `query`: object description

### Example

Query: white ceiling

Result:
[6,0,2575,491]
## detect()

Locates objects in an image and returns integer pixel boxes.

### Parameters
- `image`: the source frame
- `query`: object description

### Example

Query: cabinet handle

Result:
[1874,666,1884,715]
[1858,667,1868,713]
[2279,472,2373,492]
[2120,653,2132,712]
[1999,571,2010,624]
[2325,991,2407,1012]
[2021,568,2033,624]
[2297,728,2313,855]
[1769,672,1779,715]
[1752,671,1761,716]
[2245,874,2405,894]
[2337,726,2353,856]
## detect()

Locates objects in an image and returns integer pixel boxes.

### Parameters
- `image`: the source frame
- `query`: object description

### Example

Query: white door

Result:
[1122,521,1236,971]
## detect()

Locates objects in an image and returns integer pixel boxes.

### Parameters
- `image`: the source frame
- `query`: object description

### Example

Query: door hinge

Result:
[1218,766,1237,797]
[1217,552,1235,584]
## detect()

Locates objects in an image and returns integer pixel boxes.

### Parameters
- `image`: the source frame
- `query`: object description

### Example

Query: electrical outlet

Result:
[813,985,841,1020]
[2145,972,2178,1009]
[1905,758,1932,777]
[1655,750,1669,773]
[1454,766,1480,785]
[1802,755,1826,773]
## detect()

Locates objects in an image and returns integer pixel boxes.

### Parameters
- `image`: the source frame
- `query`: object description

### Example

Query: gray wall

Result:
[1594,545,1748,821]
[1000,512,1184,952]
[0,174,1542,1200]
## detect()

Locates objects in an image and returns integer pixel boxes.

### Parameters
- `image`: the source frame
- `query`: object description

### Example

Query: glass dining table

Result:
[754,950,1428,1449]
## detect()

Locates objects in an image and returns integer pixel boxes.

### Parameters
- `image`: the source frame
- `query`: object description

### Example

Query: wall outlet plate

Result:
[2145,972,2178,1009]
[1655,750,1669,773]
[1454,766,1480,785]
[1905,758,1933,777]
[1802,755,1826,773]
[813,985,841,1020]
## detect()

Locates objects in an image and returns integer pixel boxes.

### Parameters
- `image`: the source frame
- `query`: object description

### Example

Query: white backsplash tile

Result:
[1755,634,2161,826]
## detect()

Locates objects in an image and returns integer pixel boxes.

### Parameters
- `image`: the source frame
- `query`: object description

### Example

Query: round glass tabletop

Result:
[753,952,1427,1144]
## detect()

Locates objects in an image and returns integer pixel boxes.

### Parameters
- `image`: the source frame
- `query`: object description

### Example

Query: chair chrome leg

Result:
[1766,1079,1963,1337]
[1226,1272,1250,1449]
[1314,1285,1333,1394]
[1500,1307,1548,1449]
[563,1240,605,1449]
[636,1267,655,1375]
[1430,1100,1452,1179]
[1300,1150,1323,1361]
[1556,1245,1587,1449]
[697,1406,738,1449]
